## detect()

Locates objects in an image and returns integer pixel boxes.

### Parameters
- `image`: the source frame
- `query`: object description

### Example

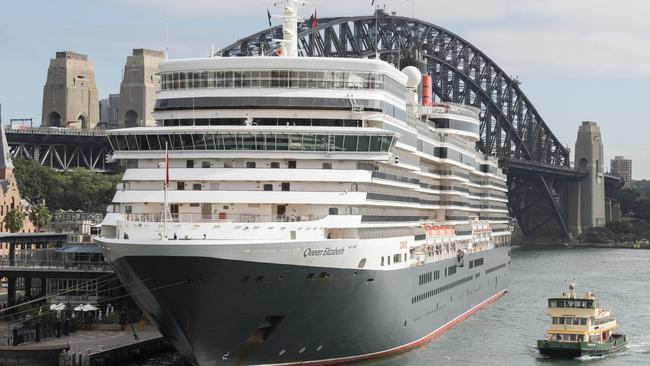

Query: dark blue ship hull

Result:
[111,246,510,365]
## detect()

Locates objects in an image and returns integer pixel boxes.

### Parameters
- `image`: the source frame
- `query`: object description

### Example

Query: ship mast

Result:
[279,0,302,57]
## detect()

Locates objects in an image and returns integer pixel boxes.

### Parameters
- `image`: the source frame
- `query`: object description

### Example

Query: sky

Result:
[1,0,649,178]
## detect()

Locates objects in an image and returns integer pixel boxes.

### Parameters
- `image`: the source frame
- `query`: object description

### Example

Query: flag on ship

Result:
[309,8,317,28]
[267,9,272,27]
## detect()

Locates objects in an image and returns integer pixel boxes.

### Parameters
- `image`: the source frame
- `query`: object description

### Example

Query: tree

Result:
[616,189,640,216]
[13,158,123,213]
[4,208,25,233]
[29,202,52,231]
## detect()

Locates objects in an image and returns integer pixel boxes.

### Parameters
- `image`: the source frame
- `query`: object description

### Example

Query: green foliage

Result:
[13,159,123,212]
[4,208,25,233]
[615,188,650,223]
[29,202,52,230]
[582,226,618,243]
[633,180,650,197]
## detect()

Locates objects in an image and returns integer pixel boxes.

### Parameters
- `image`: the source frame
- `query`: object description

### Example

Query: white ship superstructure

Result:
[97,3,511,365]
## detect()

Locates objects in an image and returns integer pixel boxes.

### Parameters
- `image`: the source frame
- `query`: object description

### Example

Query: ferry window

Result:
[580,318,587,325]
[387,256,391,265]
[263,184,273,191]
[186,160,194,168]
[328,208,338,215]
[189,203,200,207]
[270,162,280,168]
[193,184,202,191]
[124,205,132,214]
[381,257,384,266]
[322,162,332,169]
[288,160,297,168]
[246,161,256,168]
[558,317,565,324]
[177,182,185,190]
[281,183,290,191]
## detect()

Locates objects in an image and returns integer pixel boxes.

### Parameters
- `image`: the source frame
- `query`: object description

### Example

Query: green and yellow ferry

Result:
[537,283,627,358]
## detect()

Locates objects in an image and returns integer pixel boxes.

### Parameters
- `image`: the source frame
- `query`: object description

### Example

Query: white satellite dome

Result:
[401,66,422,88]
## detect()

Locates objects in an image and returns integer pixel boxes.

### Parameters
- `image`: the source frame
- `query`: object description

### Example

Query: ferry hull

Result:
[110,246,510,365]
[537,336,627,358]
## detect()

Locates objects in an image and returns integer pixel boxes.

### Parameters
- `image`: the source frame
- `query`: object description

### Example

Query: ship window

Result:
[387,256,391,265]
[202,161,211,168]
[381,257,384,266]
[124,205,132,214]
[322,162,332,169]
[193,184,202,191]
[281,183,290,191]
[305,273,314,279]
[263,184,273,191]
[177,182,185,190]
[328,208,338,215]
[186,160,194,168]
[270,162,280,168]
[246,161,256,168]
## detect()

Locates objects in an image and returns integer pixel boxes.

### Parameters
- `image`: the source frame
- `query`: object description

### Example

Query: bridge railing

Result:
[5,126,107,137]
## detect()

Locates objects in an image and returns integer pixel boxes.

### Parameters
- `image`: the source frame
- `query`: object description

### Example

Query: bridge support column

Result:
[567,122,606,238]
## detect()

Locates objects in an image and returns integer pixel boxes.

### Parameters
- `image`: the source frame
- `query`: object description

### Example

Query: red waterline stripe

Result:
[266,289,507,366]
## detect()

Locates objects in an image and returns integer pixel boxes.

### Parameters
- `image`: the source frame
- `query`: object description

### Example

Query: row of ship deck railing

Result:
[123,213,326,224]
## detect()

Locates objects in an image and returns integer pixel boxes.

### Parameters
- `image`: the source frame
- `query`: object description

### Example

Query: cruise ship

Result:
[96,2,512,365]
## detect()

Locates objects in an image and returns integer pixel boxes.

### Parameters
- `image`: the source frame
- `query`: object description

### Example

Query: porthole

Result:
[316,345,324,351]
[279,349,286,356]
[299,347,306,354]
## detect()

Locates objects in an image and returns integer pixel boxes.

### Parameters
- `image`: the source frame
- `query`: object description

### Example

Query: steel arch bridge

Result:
[220,11,582,240]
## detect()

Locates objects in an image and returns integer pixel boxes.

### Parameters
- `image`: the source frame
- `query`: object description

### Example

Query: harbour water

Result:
[145,246,650,365]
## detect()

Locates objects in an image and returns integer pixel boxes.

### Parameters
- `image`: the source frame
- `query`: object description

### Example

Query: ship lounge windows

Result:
[108,133,395,153]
